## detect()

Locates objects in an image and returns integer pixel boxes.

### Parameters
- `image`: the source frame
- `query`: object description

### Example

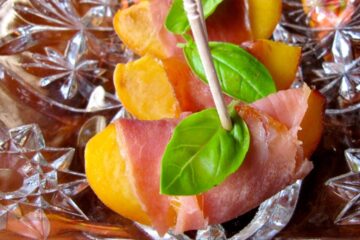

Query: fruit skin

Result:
[298,90,326,158]
[114,54,181,120]
[248,0,282,39]
[85,123,151,225]
[243,39,302,90]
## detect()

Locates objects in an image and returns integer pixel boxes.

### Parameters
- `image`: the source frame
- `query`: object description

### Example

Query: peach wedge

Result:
[114,54,181,120]
[244,39,302,90]
[85,124,151,225]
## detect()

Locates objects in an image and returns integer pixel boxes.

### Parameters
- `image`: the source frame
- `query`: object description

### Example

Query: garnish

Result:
[184,40,277,103]
[160,107,250,195]
[165,0,223,35]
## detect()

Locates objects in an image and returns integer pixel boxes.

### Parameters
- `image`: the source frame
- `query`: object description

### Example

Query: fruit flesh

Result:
[113,1,174,59]
[248,0,282,39]
[114,55,181,120]
[85,123,150,225]
[244,39,302,90]
[298,90,325,158]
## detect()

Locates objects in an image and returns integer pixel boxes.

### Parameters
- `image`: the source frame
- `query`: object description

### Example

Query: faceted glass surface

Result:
[326,149,360,225]
[0,123,151,239]
[0,0,359,239]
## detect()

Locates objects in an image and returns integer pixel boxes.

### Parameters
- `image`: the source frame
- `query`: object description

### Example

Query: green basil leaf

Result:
[165,0,223,35]
[160,108,250,195]
[184,41,277,103]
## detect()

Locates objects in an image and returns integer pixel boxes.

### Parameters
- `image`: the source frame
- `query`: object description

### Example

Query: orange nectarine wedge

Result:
[114,54,181,120]
[85,124,151,225]
[244,40,302,90]
[113,1,177,59]
[248,0,282,39]
[299,90,325,158]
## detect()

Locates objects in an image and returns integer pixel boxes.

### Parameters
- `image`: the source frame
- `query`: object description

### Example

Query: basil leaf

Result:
[184,41,277,103]
[165,0,223,35]
[160,108,250,195]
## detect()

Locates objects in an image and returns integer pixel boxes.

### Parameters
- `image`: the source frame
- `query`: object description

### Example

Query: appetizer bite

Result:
[85,0,325,236]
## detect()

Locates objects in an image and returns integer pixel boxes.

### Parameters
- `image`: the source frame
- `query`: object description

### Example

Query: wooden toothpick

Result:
[183,0,232,131]
[195,0,208,40]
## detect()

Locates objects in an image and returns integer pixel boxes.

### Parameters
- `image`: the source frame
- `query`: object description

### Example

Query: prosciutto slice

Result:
[203,106,303,223]
[251,85,311,133]
[163,57,232,113]
[204,86,313,224]
[116,119,178,235]
[206,0,251,44]
[252,85,314,178]
[174,196,207,234]
[115,86,313,233]
[116,118,205,235]
[150,0,182,58]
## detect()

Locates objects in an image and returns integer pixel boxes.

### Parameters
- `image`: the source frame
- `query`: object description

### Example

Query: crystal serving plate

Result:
[0,0,359,239]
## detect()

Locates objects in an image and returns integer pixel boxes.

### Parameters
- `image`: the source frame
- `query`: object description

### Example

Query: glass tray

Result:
[0,0,359,239]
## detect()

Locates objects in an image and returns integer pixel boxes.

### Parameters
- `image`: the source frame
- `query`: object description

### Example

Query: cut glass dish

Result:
[0,0,359,239]
[327,149,360,225]
[0,122,150,239]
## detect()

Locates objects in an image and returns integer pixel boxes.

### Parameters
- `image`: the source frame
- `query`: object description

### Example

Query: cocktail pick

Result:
[183,0,232,131]
[195,0,207,39]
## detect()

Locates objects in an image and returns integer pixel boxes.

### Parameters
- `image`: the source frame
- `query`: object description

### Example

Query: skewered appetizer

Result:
[85,0,325,235]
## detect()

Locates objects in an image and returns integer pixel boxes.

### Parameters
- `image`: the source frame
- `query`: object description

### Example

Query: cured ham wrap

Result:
[86,85,323,235]
[85,0,325,236]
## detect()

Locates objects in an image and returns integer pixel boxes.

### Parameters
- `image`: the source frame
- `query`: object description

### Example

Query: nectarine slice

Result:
[114,55,181,120]
[113,1,175,59]
[85,124,151,225]
[248,0,282,39]
[244,40,302,90]
[299,90,325,158]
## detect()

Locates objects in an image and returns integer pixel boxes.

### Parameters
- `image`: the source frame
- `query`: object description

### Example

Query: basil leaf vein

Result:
[160,108,250,195]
